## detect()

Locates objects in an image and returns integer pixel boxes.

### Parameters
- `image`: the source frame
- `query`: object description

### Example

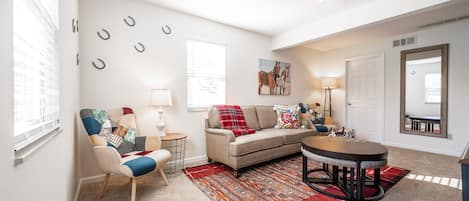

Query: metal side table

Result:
[161,133,187,176]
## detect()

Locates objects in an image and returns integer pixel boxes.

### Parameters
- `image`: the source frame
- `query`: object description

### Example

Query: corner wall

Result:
[79,0,318,178]
[0,0,80,200]
[312,19,469,156]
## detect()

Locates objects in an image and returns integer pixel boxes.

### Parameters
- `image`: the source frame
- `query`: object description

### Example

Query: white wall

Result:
[406,63,440,117]
[312,19,469,156]
[79,0,317,178]
[0,0,80,200]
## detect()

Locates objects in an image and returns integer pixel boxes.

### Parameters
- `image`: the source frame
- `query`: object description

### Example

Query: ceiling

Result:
[145,0,375,35]
[302,0,469,51]
[146,0,469,51]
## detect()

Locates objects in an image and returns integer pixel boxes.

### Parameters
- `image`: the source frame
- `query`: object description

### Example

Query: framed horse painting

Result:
[258,59,291,95]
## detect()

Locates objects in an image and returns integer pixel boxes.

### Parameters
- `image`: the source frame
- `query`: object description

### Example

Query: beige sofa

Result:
[205,105,320,176]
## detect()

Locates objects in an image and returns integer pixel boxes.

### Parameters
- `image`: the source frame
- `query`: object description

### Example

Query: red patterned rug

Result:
[184,155,409,201]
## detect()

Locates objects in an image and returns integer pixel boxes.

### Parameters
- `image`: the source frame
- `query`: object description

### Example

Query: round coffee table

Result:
[301,136,388,201]
[161,133,187,176]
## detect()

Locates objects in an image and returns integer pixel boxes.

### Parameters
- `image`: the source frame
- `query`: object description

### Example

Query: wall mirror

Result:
[400,44,448,138]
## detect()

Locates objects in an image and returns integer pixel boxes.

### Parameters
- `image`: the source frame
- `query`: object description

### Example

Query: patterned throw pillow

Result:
[274,105,300,129]
[108,134,123,148]
[124,128,136,144]
[98,119,113,140]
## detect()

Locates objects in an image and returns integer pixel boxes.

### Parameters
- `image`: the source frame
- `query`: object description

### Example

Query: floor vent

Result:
[418,15,469,29]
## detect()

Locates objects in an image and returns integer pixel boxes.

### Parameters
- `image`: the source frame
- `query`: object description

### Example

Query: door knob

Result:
[347,103,352,106]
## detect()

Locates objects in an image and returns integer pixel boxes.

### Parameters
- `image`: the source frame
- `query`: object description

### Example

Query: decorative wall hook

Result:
[124,16,136,27]
[72,18,76,33]
[161,25,171,35]
[97,29,111,40]
[92,58,106,70]
[76,19,79,32]
[72,18,79,33]
[76,53,79,66]
[134,42,145,53]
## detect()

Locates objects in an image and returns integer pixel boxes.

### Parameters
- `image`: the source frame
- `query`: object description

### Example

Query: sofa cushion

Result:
[262,128,317,145]
[241,106,260,130]
[208,106,260,130]
[207,107,221,128]
[229,131,284,156]
[255,106,277,129]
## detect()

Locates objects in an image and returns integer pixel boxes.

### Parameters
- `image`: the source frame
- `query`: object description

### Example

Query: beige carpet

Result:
[77,146,462,201]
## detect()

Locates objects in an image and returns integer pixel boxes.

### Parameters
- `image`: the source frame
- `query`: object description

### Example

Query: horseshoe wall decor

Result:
[97,29,111,40]
[134,42,145,53]
[76,19,79,32]
[92,58,106,70]
[124,16,136,27]
[161,25,171,35]
[72,18,79,33]
[72,18,76,32]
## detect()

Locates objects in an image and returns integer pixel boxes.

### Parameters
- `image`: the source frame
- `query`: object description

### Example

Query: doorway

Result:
[345,55,385,143]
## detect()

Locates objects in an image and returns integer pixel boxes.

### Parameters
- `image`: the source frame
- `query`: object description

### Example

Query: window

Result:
[186,40,226,111]
[13,0,59,150]
[425,73,441,104]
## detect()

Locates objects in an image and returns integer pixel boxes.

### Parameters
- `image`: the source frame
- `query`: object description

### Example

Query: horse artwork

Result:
[258,59,291,95]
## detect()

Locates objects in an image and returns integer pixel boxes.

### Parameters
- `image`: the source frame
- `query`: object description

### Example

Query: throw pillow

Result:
[108,134,123,148]
[274,105,300,129]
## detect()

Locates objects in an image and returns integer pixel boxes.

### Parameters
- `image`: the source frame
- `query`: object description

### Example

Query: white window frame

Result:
[186,40,226,111]
[13,0,61,158]
[424,73,441,104]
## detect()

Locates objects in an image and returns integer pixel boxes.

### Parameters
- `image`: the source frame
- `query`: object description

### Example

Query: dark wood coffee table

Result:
[302,136,388,201]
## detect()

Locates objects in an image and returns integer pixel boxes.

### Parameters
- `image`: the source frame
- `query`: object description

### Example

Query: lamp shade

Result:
[151,89,172,106]
[321,77,338,89]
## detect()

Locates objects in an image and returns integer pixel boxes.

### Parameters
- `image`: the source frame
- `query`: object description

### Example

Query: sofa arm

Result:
[93,146,123,174]
[205,128,235,165]
[205,128,235,142]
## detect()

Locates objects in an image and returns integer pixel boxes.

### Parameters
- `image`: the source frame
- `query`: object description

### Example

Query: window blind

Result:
[186,40,226,110]
[13,0,59,149]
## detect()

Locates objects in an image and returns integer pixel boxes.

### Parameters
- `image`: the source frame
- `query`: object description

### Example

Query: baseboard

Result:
[73,154,208,201]
[167,154,208,168]
[73,174,107,201]
[384,141,460,157]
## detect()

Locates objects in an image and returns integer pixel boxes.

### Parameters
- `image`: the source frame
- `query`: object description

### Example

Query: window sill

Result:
[187,107,209,112]
[14,127,62,166]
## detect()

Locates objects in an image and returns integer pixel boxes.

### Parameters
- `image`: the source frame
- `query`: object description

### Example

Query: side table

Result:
[161,133,187,176]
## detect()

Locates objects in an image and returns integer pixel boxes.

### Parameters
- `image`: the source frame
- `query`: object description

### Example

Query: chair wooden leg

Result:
[97,173,110,200]
[159,167,169,186]
[131,178,136,201]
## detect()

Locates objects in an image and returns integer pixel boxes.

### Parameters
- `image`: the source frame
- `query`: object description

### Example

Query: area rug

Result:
[183,155,409,201]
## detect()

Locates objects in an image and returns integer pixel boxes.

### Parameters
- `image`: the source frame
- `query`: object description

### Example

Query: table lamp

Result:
[320,77,337,118]
[151,89,172,136]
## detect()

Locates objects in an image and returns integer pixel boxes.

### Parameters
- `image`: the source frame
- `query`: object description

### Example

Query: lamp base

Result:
[156,107,166,136]
[156,124,166,137]
[157,130,166,137]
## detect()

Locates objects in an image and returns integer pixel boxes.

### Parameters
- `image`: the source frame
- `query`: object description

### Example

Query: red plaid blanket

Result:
[214,105,256,137]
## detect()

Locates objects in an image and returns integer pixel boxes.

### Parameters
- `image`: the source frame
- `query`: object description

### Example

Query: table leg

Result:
[342,167,347,189]
[302,156,308,182]
[332,166,339,183]
[361,169,366,199]
[356,162,363,200]
[374,168,381,185]
[350,168,355,200]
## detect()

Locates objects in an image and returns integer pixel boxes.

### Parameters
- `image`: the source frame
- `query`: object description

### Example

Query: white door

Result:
[346,55,385,143]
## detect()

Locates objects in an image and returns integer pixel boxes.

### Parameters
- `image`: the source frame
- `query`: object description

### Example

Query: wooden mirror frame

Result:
[400,44,449,138]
